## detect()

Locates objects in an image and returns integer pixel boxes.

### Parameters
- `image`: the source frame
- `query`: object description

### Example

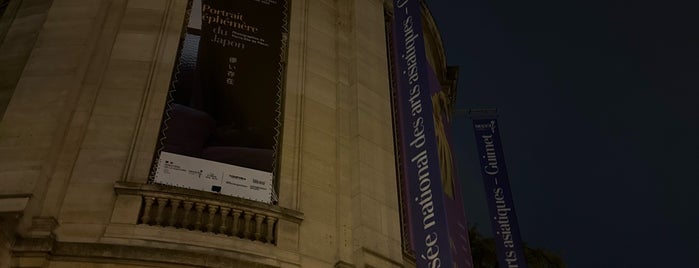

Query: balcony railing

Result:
[114,182,302,245]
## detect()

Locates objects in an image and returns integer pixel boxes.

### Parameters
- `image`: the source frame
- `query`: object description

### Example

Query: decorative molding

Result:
[279,0,310,211]
[0,194,30,213]
[362,247,405,268]
[12,236,54,254]
[13,240,280,268]
[335,260,356,268]
[123,0,182,184]
[26,217,58,238]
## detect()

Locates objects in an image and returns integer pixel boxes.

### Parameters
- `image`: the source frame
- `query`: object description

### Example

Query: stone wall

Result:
[0,0,429,266]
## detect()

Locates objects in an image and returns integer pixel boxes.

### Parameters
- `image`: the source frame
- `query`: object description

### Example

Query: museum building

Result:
[0,0,461,267]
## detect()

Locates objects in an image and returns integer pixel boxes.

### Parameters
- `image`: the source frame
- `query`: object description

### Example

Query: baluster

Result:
[265,216,277,243]
[182,201,194,229]
[243,212,253,239]
[140,196,155,224]
[206,205,219,232]
[219,207,231,235]
[155,198,168,226]
[254,214,265,241]
[231,209,242,237]
[168,199,181,227]
[194,203,206,231]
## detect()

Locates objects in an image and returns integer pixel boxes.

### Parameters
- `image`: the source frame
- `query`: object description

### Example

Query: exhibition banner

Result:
[428,67,473,268]
[391,0,459,266]
[472,119,528,268]
[198,0,284,149]
[155,152,273,203]
[152,0,286,202]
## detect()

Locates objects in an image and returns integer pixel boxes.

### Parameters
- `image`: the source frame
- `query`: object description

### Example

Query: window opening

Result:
[150,0,288,204]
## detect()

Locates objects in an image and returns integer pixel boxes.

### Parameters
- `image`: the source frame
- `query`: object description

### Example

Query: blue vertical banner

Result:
[391,0,471,267]
[472,118,528,268]
[428,67,473,267]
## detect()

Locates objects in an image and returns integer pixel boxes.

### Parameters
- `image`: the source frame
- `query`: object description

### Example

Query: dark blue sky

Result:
[427,0,699,267]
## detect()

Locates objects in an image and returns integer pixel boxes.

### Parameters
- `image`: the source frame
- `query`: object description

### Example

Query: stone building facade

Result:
[0,0,456,267]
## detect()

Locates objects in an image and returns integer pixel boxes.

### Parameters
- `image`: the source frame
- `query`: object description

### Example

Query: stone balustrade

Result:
[114,182,303,246]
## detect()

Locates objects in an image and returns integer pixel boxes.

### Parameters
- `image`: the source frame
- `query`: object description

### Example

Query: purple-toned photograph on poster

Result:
[472,118,528,268]
[427,66,473,268]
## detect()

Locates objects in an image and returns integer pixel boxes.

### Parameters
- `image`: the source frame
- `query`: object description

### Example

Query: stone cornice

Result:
[13,239,280,268]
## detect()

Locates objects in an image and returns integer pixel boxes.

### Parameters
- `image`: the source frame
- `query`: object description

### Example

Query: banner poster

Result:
[152,0,287,204]
[472,119,528,268]
[428,67,473,267]
[391,0,472,266]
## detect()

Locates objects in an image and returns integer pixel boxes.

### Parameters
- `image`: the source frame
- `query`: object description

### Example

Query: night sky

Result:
[427,0,699,267]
